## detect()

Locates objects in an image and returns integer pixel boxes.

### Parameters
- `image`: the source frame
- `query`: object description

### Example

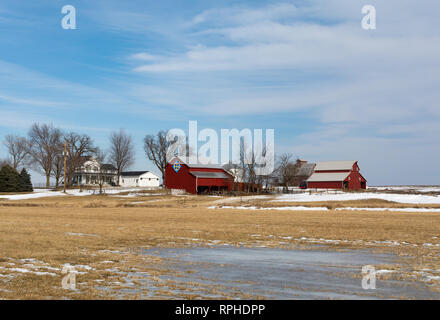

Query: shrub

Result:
[0,165,33,192]
[0,164,20,192]
[18,168,33,192]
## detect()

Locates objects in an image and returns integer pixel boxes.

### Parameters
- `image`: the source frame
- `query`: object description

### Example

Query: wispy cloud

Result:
[130,53,160,61]
[0,0,439,184]
[127,1,440,184]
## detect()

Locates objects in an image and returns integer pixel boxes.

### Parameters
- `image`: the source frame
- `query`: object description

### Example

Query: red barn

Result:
[306,160,367,190]
[164,157,234,194]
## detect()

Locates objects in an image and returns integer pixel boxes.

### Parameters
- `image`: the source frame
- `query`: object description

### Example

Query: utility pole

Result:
[63,142,68,193]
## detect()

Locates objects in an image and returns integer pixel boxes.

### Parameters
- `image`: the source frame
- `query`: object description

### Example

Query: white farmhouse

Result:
[73,156,118,186]
[119,171,160,188]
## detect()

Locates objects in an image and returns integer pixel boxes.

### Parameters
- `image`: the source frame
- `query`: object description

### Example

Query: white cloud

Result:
[191,3,299,26]
[127,1,440,185]
[2,1,439,185]
[0,93,67,108]
[130,53,159,61]
[130,1,440,123]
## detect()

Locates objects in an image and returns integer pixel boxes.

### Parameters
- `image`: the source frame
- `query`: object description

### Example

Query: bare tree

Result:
[243,143,271,193]
[225,139,275,194]
[245,153,257,193]
[254,144,273,192]
[94,148,107,195]
[237,141,256,193]
[224,162,241,184]
[64,132,97,187]
[3,135,30,170]
[144,130,170,181]
[109,129,135,185]
[51,151,64,188]
[275,153,301,189]
[0,158,11,168]
[28,124,62,187]
[276,153,291,188]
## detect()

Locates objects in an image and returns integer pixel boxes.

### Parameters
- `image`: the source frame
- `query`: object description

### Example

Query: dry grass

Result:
[0,193,439,299]
[251,198,440,209]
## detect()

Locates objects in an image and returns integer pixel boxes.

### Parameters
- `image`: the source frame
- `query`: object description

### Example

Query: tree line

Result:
[143,130,304,192]
[0,124,172,190]
[2,124,303,192]
[1,123,135,188]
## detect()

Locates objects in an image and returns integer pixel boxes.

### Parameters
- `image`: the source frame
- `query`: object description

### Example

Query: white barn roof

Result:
[314,161,357,171]
[169,157,224,169]
[307,172,350,182]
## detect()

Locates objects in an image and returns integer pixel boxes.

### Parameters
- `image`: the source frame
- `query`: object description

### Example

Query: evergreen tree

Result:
[0,164,20,192]
[18,168,33,192]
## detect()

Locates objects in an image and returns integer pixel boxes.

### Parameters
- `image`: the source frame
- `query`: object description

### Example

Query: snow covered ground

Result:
[0,188,161,201]
[210,206,440,212]
[111,193,162,198]
[208,206,440,212]
[2,186,440,205]
[336,207,440,213]
[209,206,329,211]
[369,186,440,193]
[273,192,440,204]
[0,189,67,201]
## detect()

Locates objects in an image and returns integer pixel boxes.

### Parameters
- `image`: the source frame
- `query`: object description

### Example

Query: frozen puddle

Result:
[144,247,438,299]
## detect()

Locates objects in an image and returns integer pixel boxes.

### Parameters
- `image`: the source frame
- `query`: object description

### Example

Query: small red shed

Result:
[164,157,234,194]
[306,160,367,190]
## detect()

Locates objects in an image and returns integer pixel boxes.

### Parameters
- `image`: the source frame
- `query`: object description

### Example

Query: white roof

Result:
[307,172,350,182]
[169,157,224,169]
[120,171,159,178]
[314,161,357,171]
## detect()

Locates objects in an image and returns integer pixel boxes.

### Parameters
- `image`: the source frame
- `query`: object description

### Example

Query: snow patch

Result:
[209,206,329,211]
[274,192,440,204]
[376,270,396,275]
[0,188,162,201]
[65,232,99,237]
[336,207,440,212]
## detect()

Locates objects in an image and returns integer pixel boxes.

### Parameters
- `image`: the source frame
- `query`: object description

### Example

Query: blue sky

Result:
[0,0,439,185]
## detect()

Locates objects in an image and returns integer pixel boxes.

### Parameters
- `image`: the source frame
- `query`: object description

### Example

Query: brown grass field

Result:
[0,191,439,299]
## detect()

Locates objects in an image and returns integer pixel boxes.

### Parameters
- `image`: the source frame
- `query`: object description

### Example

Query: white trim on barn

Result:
[119,171,160,188]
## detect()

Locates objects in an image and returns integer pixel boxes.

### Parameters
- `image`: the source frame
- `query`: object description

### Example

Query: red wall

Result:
[346,170,367,190]
[164,163,234,194]
[307,181,343,189]
[197,177,232,188]
[308,163,367,190]
[164,163,197,194]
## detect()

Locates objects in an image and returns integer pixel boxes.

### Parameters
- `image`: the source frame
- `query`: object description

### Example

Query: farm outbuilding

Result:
[306,160,367,190]
[119,171,160,188]
[164,157,234,194]
[291,160,316,186]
